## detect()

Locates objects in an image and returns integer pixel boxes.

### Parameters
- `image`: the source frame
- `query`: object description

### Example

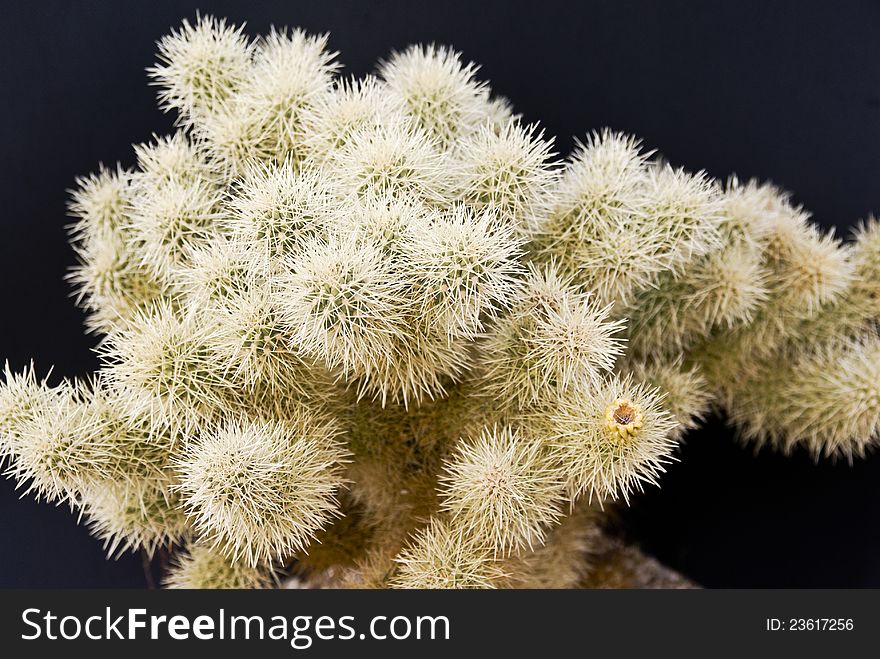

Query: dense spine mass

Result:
[1,15,877,589]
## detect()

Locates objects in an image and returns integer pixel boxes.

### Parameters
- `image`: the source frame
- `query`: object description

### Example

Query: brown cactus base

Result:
[583,534,698,589]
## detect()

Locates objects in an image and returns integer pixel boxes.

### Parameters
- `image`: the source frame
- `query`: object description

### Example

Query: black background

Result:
[1,0,878,587]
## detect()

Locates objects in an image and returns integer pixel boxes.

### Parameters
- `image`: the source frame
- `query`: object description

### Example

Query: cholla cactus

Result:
[2,15,878,589]
[175,413,346,566]
[164,543,277,589]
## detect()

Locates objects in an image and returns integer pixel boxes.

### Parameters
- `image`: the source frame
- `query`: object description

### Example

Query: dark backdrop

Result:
[1,0,878,587]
